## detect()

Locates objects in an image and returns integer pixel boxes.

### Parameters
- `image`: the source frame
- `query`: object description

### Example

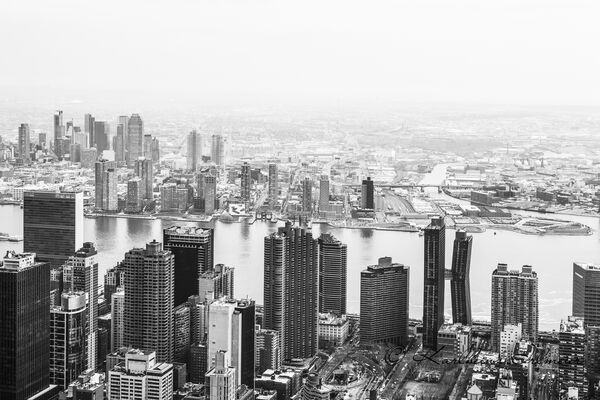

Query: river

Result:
[1,184,599,331]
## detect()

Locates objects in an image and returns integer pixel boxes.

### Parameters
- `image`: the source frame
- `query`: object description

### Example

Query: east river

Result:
[1,187,599,331]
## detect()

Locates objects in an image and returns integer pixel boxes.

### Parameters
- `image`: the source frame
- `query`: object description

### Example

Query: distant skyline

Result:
[1,0,600,107]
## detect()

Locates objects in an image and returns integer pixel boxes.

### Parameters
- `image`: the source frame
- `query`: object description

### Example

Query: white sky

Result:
[1,0,599,107]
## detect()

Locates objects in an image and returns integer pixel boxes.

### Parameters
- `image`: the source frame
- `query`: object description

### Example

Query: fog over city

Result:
[2,1,600,400]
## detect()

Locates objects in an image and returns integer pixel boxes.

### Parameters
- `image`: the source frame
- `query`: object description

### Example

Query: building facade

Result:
[318,233,347,315]
[423,217,445,350]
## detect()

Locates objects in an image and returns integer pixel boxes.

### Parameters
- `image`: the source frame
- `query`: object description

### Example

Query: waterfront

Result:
[2,203,599,330]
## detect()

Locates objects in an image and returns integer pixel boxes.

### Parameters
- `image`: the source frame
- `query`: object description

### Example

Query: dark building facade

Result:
[23,191,84,267]
[573,262,600,327]
[450,230,473,325]
[241,162,251,202]
[361,177,374,209]
[318,233,347,316]
[0,252,51,400]
[422,217,446,350]
[163,226,214,306]
[264,222,319,360]
[360,257,409,346]
[235,300,256,389]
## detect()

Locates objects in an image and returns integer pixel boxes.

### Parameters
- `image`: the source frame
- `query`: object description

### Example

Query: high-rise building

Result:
[302,177,312,213]
[0,252,53,400]
[206,351,236,400]
[18,123,31,162]
[135,157,153,200]
[204,175,217,214]
[126,178,143,213]
[234,299,255,389]
[123,241,174,362]
[360,257,410,346]
[268,163,278,206]
[38,132,47,149]
[558,316,587,397]
[264,222,319,360]
[586,325,600,396]
[163,226,215,306]
[114,123,126,164]
[491,264,539,351]
[206,298,254,388]
[187,130,203,171]
[63,242,99,371]
[50,292,88,389]
[256,328,280,375]
[54,110,64,141]
[174,303,192,364]
[107,349,173,400]
[95,159,118,212]
[361,177,374,209]
[143,134,153,159]
[84,113,95,144]
[573,262,600,327]
[199,264,234,301]
[151,137,160,165]
[241,162,251,202]
[318,175,329,211]
[499,324,522,358]
[127,114,143,164]
[93,121,109,154]
[111,289,125,352]
[450,230,473,325]
[23,191,84,267]
[423,216,445,350]
[211,135,225,166]
[318,233,347,316]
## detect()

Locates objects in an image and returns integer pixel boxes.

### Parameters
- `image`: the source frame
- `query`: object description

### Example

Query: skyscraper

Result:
[143,134,153,159]
[318,233,347,315]
[126,178,143,213]
[205,350,236,400]
[450,230,473,325]
[123,241,174,362]
[135,157,153,200]
[204,175,217,214]
[63,242,99,370]
[187,130,203,171]
[151,137,160,165]
[50,292,88,389]
[93,121,109,153]
[111,289,125,352]
[302,177,313,213]
[127,114,143,164]
[0,252,51,400]
[319,175,329,211]
[361,177,374,209]
[23,191,84,267]
[84,113,95,144]
[268,163,278,206]
[422,216,445,350]
[211,134,225,166]
[114,123,126,164]
[54,110,64,141]
[241,162,251,202]
[264,222,319,360]
[491,264,539,351]
[18,123,30,162]
[234,299,255,389]
[573,262,600,327]
[95,159,118,212]
[360,257,409,346]
[163,226,215,306]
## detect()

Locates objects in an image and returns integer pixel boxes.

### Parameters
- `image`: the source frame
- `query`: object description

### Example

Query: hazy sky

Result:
[1,0,599,107]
